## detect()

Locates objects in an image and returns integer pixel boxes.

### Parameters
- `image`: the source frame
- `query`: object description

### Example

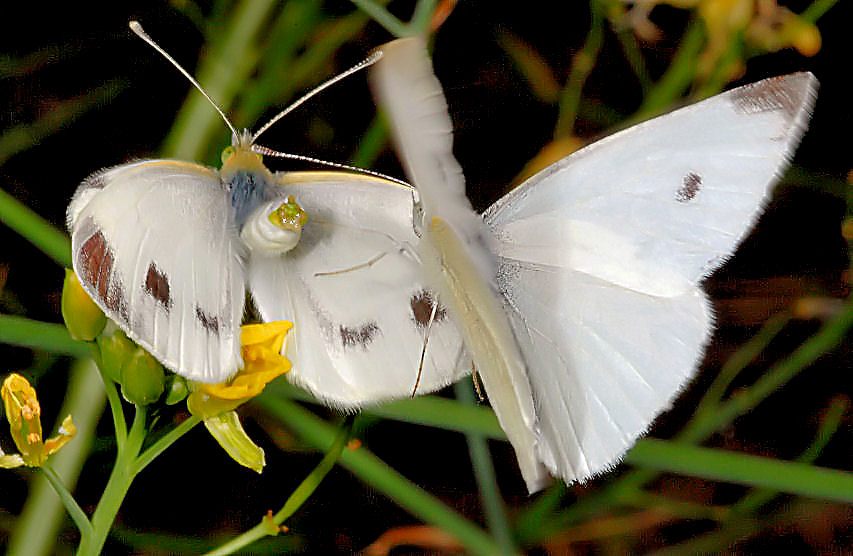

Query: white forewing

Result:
[484,73,817,484]
[248,172,470,408]
[487,74,817,296]
[68,160,245,382]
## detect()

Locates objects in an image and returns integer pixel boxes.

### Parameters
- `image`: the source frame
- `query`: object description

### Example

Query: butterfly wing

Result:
[68,160,245,383]
[484,73,818,483]
[247,171,469,409]
[371,38,550,491]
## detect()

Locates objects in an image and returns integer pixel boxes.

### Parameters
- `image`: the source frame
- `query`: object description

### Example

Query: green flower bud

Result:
[120,347,166,406]
[164,374,189,405]
[96,329,135,383]
[61,269,106,341]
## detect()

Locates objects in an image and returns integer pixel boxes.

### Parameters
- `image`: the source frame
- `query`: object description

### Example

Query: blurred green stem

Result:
[555,3,604,139]
[0,189,71,268]
[455,382,517,555]
[161,0,279,161]
[257,395,501,555]
[204,420,351,555]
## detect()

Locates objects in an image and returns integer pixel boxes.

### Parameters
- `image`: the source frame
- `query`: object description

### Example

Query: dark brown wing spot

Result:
[195,306,220,335]
[410,289,446,328]
[79,230,128,322]
[676,172,702,202]
[145,263,172,310]
[340,322,379,349]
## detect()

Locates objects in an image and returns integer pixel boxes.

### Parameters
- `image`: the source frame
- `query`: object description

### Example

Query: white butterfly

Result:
[68,24,816,492]
[67,24,470,405]
[369,39,816,492]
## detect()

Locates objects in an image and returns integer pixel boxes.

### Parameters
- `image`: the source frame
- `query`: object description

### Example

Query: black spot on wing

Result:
[195,306,220,335]
[676,172,702,202]
[340,322,380,349]
[410,289,446,328]
[145,263,172,310]
[79,229,128,323]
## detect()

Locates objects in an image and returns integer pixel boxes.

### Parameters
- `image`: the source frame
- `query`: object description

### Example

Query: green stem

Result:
[133,415,201,475]
[78,405,148,555]
[40,464,93,539]
[0,315,91,359]
[100,374,128,449]
[626,439,853,503]
[554,4,604,139]
[455,382,517,554]
[0,189,72,267]
[205,421,352,555]
[257,395,501,555]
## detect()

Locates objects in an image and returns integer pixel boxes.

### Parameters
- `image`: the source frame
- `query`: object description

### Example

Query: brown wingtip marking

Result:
[79,230,128,322]
[195,306,220,335]
[145,263,172,310]
[340,322,380,349]
[410,289,446,328]
[730,75,806,120]
[676,172,702,202]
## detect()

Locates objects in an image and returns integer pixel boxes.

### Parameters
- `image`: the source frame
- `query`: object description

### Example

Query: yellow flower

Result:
[188,321,293,418]
[1,374,76,468]
[186,321,292,473]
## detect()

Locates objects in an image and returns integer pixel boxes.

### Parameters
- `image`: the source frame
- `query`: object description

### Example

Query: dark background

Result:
[1,1,849,553]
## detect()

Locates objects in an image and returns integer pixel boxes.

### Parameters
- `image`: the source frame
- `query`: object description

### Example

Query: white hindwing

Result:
[484,73,818,483]
[248,171,469,409]
[68,160,245,382]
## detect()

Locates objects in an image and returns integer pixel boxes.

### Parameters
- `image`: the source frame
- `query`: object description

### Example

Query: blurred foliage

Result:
[1,0,850,554]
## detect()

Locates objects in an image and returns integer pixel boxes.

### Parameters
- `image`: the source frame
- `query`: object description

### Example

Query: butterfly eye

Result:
[220,146,236,164]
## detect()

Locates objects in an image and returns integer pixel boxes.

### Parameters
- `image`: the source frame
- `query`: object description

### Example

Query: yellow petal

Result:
[2,374,44,464]
[0,452,25,469]
[44,415,77,457]
[202,410,265,473]
[241,321,292,351]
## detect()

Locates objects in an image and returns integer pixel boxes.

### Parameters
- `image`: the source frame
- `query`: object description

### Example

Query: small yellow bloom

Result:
[188,321,293,418]
[1,374,76,468]
[186,321,292,473]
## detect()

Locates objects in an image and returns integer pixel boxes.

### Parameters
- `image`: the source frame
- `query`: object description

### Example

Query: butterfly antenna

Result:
[411,298,439,398]
[129,21,239,139]
[251,145,410,187]
[252,49,383,144]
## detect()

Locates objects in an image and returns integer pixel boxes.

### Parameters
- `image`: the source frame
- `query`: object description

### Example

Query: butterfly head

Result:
[220,134,268,181]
